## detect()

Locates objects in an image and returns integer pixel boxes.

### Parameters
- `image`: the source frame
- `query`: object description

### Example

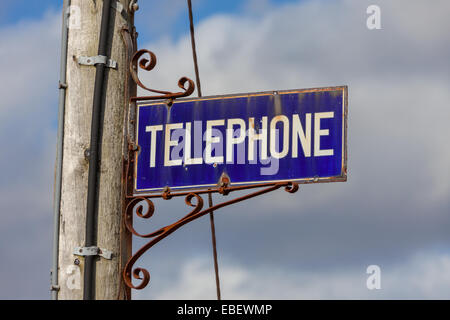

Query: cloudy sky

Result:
[1,0,449,299]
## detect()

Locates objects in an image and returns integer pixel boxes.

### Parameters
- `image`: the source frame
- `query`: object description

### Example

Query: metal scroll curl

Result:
[130,49,195,102]
[123,192,204,290]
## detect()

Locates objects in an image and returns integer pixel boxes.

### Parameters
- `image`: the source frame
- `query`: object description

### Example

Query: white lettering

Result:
[270,115,289,159]
[145,125,163,167]
[292,113,311,158]
[314,112,334,157]
[205,119,225,164]
[146,111,336,167]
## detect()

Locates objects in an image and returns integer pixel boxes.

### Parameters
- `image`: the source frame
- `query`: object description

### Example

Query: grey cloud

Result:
[1,0,450,299]
[128,0,450,299]
[0,217,53,299]
[135,252,450,299]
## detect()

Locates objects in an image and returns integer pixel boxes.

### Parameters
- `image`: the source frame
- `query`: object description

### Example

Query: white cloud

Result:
[0,11,60,298]
[0,10,60,122]
[138,0,450,210]
[0,11,60,222]
[140,0,450,89]
[1,0,449,299]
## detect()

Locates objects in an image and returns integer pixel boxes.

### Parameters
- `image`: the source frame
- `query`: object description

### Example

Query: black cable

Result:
[187,0,221,300]
[84,0,113,300]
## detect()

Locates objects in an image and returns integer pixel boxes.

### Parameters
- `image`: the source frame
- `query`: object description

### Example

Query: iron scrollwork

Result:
[122,29,299,292]
[123,179,299,291]
[129,49,195,103]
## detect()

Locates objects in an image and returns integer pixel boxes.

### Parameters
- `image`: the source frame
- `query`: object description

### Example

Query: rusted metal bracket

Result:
[123,180,299,290]
[128,49,195,103]
[119,29,301,294]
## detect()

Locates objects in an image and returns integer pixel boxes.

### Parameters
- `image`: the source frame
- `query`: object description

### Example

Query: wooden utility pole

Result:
[57,0,135,299]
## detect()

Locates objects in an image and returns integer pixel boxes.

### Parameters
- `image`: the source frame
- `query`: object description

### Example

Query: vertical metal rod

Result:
[187,0,202,98]
[84,0,113,300]
[208,193,221,300]
[187,0,221,300]
[52,0,71,300]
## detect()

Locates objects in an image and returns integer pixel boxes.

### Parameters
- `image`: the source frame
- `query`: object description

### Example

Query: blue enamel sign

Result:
[135,86,347,193]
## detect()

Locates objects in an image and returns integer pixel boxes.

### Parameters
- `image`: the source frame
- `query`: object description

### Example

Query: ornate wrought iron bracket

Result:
[121,27,300,293]
[123,173,299,290]
[122,143,299,290]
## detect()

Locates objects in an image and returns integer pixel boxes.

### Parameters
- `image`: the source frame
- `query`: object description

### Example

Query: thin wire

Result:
[208,192,221,300]
[188,0,202,98]
[187,0,221,300]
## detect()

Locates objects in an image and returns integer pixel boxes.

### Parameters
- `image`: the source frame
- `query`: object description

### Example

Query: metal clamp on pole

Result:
[78,55,117,69]
[73,246,113,260]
